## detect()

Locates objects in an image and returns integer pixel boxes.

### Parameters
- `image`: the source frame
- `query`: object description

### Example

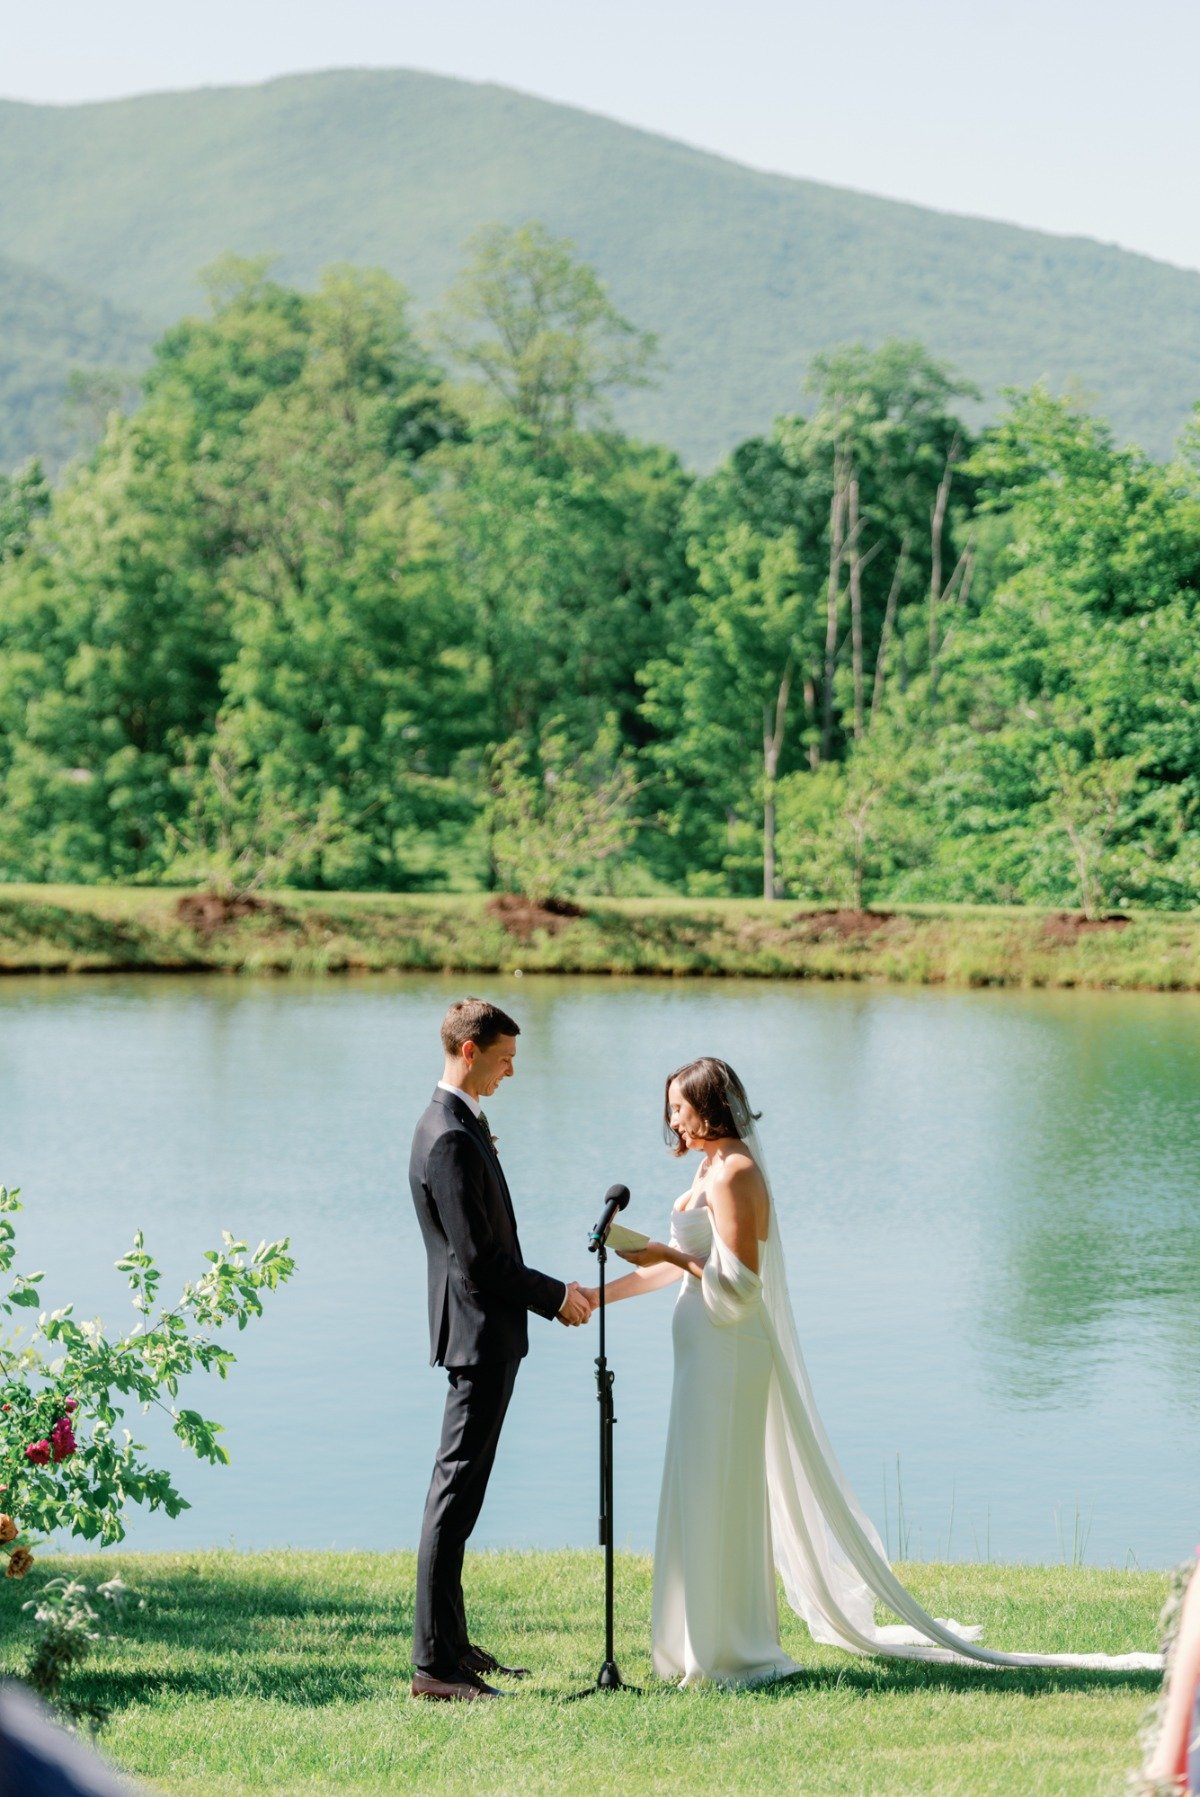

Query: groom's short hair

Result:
[441,997,521,1056]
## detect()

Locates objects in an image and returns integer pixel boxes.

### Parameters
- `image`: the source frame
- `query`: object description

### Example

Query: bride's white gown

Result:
[650,1176,1162,1687]
[653,1200,799,1685]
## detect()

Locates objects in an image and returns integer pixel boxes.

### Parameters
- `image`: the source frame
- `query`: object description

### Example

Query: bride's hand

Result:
[617,1242,672,1267]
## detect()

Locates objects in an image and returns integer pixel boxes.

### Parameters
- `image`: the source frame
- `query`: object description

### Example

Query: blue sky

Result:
[7,0,1198,271]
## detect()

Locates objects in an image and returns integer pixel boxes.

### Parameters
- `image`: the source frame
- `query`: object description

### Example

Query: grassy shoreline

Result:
[0,1550,1166,1796]
[2,884,1200,992]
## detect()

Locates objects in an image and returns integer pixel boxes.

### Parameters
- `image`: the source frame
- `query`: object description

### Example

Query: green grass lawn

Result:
[2,884,1200,992]
[0,1551,1167,1796]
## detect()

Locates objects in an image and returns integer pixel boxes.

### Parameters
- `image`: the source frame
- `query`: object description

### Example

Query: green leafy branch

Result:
[0,1184,295,1557]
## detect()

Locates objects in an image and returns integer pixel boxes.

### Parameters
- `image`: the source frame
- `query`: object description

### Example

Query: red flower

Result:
[25,1440,51,1466]
[64,1398,78,1413]
[50,1418,76,1463]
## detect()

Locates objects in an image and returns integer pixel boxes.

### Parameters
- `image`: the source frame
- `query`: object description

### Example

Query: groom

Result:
[409,997,593,1701]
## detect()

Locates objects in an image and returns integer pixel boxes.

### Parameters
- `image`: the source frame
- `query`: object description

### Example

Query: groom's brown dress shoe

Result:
[461,1643,531,1681]
[411,1669,506,1701]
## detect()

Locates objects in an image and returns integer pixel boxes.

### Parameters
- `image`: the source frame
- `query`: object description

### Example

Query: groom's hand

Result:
[557,1282,592,1326]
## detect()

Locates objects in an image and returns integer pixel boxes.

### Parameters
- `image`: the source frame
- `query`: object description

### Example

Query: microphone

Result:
[588,1183,630,1252]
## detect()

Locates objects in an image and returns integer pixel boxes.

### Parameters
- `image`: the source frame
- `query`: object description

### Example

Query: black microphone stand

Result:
[569,1228,641,1699]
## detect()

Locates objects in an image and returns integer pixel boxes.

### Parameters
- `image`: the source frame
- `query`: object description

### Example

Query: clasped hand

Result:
[556,1281,596,1326]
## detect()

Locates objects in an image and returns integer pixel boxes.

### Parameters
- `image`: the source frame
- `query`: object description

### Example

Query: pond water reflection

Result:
[1,973,1196,1567]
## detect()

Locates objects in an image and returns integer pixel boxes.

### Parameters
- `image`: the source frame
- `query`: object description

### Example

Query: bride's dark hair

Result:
[663,1057,761,1156]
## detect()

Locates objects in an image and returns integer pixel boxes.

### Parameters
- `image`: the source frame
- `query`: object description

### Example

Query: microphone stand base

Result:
[566,1661,643,1700]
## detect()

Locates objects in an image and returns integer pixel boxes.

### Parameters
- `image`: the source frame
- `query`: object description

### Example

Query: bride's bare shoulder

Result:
[711,1147,763,1191]
[707,1152,767,1234]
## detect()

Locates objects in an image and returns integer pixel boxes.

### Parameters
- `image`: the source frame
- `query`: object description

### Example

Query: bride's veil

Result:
[727,1084,890,1649]
[724,1076,1161,1669]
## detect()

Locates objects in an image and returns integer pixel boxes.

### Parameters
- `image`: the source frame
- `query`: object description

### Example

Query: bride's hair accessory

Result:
[662,1056,762,1155]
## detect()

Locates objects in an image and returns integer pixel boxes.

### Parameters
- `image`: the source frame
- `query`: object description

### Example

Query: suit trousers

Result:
[413,1356,520,1678]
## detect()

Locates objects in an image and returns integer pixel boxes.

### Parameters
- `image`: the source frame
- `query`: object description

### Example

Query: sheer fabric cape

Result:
[723,1110,1162,1672]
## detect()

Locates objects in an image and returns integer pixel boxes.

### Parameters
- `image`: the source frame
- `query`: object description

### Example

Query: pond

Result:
[2,972,1197,1568]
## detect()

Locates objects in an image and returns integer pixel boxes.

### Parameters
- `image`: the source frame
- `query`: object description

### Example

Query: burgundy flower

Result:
[64,1398,78,1414]
[25,1440,51,1466]
[50,1418,76,1463]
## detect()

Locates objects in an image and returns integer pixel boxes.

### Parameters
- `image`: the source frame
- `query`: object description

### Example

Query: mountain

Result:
[0,253,151,470]
[1,68,1198,469]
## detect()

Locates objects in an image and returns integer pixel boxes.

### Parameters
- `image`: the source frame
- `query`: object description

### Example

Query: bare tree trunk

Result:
[851,804,867,911]
[485,774,502,893]
[871,538,909,727]
[763,783,777,901]
[848,794,876,912]
[1065,822,1096,919]
[848,477,865,742]
[762,659,793,900]
[821,451,850,763]
[928,540,976,672]
[958,544,976,614]
[803,675,818,770]
[928,435,962,687]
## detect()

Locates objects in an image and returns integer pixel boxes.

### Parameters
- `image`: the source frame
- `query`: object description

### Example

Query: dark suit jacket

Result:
[409,1086,567,1367]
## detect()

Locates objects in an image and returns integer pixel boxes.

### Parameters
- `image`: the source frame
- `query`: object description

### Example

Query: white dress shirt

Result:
[436,1080,569,1315]
[437,1078,481,1118]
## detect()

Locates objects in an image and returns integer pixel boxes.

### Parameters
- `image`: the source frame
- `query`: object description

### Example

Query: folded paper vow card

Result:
[604,1222,650,1253]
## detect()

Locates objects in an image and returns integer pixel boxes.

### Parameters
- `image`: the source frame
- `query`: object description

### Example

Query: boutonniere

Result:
[488,1132,500,1153]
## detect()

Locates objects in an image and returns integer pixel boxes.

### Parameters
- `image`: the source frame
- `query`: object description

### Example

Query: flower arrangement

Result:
[0,1392,81,1580]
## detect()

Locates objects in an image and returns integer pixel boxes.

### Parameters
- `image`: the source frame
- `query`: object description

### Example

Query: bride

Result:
[585,1056,1161,1688]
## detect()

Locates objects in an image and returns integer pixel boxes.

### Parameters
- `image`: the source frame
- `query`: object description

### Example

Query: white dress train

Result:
[650,1174,1162,1686]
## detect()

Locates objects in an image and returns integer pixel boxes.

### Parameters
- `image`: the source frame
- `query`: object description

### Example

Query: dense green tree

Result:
[885,390,1200,908]
[489,723,639,904]
[174,266,470,888]
[0,263,468,884]
[428,422,690,883]
[0,262,324,880]
[797,342,980,735]
[639,518,811,894]
[435,223,658,445]
[639,342,976,895]
[146,256,311,446]
[0,414,229,880]
[0,461,50,562]
[3,232,1200,912]
[776,731,933,909]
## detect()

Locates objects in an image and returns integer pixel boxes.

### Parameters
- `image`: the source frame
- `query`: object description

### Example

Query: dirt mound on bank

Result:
[176,891,286,937]
[486,894,586,940]
[790,908,896,942]
[1041,911,1133,945]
